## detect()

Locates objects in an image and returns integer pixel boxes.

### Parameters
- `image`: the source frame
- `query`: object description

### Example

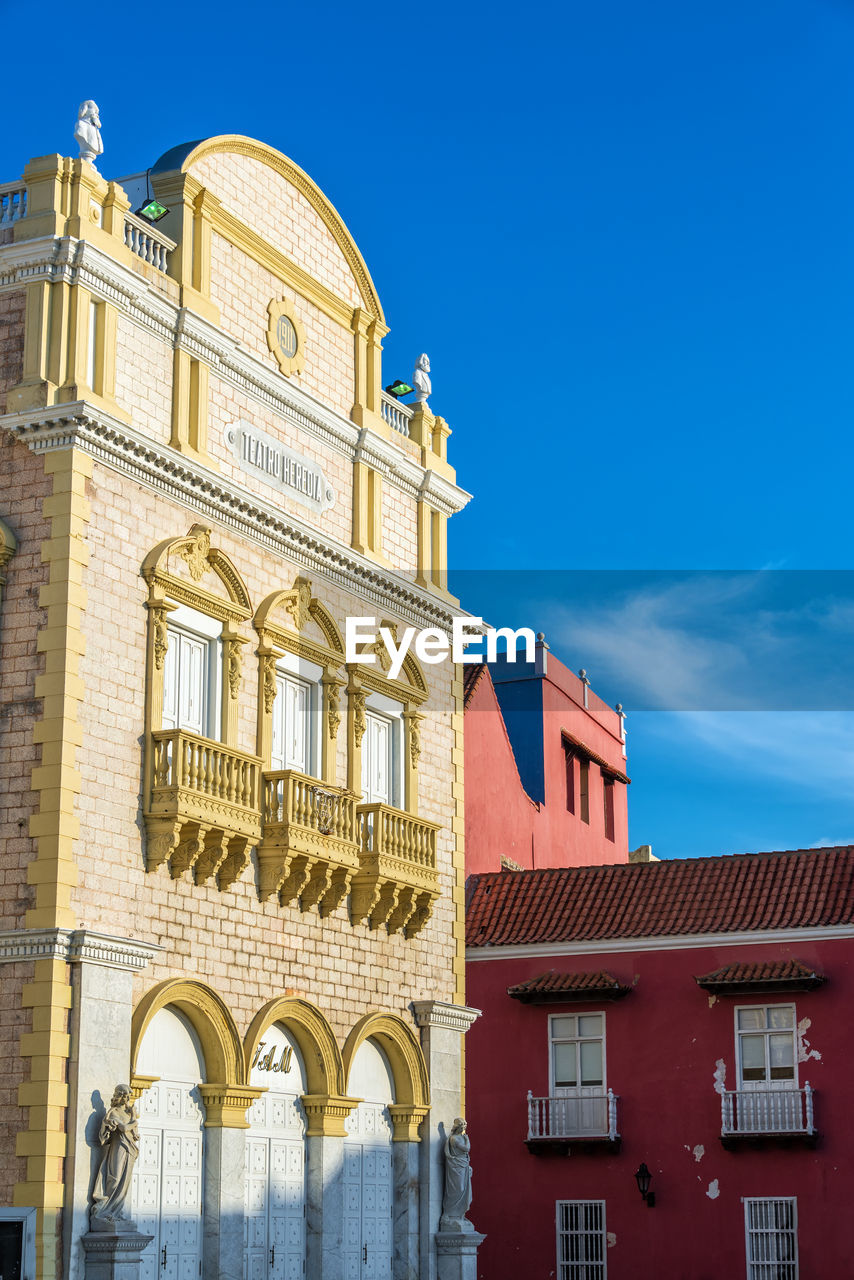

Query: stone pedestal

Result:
[81,1231,154,1280]
[436,1229,485,1280]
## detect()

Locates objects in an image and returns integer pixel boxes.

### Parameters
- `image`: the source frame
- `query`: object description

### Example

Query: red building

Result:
[465,850,854,1280]
[463,642,631,873]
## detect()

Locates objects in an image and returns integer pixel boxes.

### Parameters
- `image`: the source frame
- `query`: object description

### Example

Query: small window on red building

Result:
[579,759,590,824]
[562,739,575,814]
[603,776,615,842]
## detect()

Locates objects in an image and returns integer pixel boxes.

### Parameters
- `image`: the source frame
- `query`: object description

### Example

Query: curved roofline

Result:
[151,134,385,323]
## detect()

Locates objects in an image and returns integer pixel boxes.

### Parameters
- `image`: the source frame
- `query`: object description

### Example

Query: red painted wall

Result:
[464,656,630,873]
[466,937,852,1280]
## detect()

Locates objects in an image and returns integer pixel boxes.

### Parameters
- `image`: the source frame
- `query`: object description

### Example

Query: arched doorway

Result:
[343,1039,395,1280]
[244,1023,307,1280]
[131,1007,206,1280]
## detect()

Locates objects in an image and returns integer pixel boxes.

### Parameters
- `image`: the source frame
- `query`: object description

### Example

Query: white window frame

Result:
[362,691,404,807]
[734,1003,798,1091]
[0,1206,37,1280]
[162,603,222,740]
[270,651,322,777]
[556,1200,606,1280]
[744,1197,798,1280]
[549,1012,606,1094]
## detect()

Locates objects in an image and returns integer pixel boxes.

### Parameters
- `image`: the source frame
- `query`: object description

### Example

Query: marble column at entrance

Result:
[388,1106,428,1280]
[198,1086,265,1280]
[302,1094,359,1280]
[62,931,161,1280]
[411,1001,480,1280]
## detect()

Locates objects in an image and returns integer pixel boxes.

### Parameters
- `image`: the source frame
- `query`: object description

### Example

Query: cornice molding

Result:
[1,403,460,628]
[465,923,854,962]
[0,236,470,515]
[411,1000,481,1033]
[0,928,161,970]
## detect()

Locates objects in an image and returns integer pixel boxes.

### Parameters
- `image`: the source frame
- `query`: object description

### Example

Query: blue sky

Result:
[2,0,853,857]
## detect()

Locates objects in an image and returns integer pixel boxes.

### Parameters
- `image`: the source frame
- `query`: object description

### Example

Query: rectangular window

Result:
[563,741,575,814]
[579,759,590,824]
[271,671,312,774]
[744,1198,798,1280]
[362,710,392,804]
[603,776,615,841]
[162,625,212,737]
[556,1201,606,1280]
[550,1014,604,1090]
[737,1006,796,1087]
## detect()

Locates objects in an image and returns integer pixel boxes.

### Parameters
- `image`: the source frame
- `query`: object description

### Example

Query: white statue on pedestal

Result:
[90,1085,140,1232]
[413,353,432,405]
[441,1117,474,1231]
[74,101,103,168]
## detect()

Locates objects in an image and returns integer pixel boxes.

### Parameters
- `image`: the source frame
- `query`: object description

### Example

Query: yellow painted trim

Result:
[16,446,91,1280]
[342,1013,430,1113]
[130,978,245,1087]
[0,515,17,599]
[176,135,385,323]
[243,996,346,1097]
[142,524,253,618]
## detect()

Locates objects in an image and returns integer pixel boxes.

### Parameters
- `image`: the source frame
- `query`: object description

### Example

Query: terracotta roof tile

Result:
[466,847,854,947]
[694,959,826,992]
[507,970,631,1002]
[463,662,488,707]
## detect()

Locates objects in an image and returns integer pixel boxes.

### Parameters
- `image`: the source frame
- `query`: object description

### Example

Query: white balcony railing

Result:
[124,211,176,273]
[0,181,27,225]
[720,1085,815,1137]
[380,390,414,437]
[527,1090,619,1143]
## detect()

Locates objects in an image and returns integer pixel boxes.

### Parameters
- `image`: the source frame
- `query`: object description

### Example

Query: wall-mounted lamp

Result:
[634,1163,656,1208]
[385,380,414,400]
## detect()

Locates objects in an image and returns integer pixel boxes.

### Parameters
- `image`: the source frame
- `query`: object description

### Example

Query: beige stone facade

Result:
[0,134,474,1280]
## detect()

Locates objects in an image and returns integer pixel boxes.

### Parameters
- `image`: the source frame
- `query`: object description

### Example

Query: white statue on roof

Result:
[413,353,431,405]
[74,101,103,168]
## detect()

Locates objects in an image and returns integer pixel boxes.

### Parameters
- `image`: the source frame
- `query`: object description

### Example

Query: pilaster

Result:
[411,1002,480,1280]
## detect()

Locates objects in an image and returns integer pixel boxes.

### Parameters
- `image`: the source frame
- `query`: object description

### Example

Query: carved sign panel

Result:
[226,419,335,513]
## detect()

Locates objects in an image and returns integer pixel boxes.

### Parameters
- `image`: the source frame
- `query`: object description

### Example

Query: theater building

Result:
[0,132,476,1280]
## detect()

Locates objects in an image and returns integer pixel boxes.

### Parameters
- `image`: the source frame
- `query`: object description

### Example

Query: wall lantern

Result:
[634,1163,656,1208]
[385,380,414,400]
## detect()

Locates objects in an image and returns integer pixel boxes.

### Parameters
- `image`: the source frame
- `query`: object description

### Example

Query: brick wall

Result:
[0,291,25,415]
[73,462,458,1047]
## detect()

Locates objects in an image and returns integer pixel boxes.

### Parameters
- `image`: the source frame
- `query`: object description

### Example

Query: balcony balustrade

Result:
[258,770,360,914]
[720,1086,816,1146]
[350,803,440,936]
[526,1090,620,1154]
[124,211,176,273]
[0,181,27,227]
[380,390,414,437]
[145,729,262,890]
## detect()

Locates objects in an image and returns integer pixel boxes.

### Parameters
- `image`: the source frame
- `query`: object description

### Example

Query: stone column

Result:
[63,931,160,1280]
[392,1139,420,1280]
[198,1087,264,1280]
[411,1001,480,1280]
[305,1134,344,1280]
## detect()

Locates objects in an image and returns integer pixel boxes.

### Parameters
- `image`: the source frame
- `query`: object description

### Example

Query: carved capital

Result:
[300,1094,359,1137]
[198,1084,265,1128]
[225,637,246,700]
[151,608,169,671]
[388,1103,429,1143]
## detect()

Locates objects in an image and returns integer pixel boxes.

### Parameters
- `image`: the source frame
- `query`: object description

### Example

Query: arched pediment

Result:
[254,578,345,664]
[243,996,345,1098]
[131,978,245,1086]
[342,1013,429,1110]
[152,135,385,323]
[142,524,252,621]
[349,618,429,704]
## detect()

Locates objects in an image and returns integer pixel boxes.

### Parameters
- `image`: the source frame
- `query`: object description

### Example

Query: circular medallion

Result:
[277,314,298,359]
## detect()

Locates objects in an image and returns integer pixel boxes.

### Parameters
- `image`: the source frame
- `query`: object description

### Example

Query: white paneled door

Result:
[343,1103,393,1280]
[244,1089,306,1280]
[132,1081,204,1280]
